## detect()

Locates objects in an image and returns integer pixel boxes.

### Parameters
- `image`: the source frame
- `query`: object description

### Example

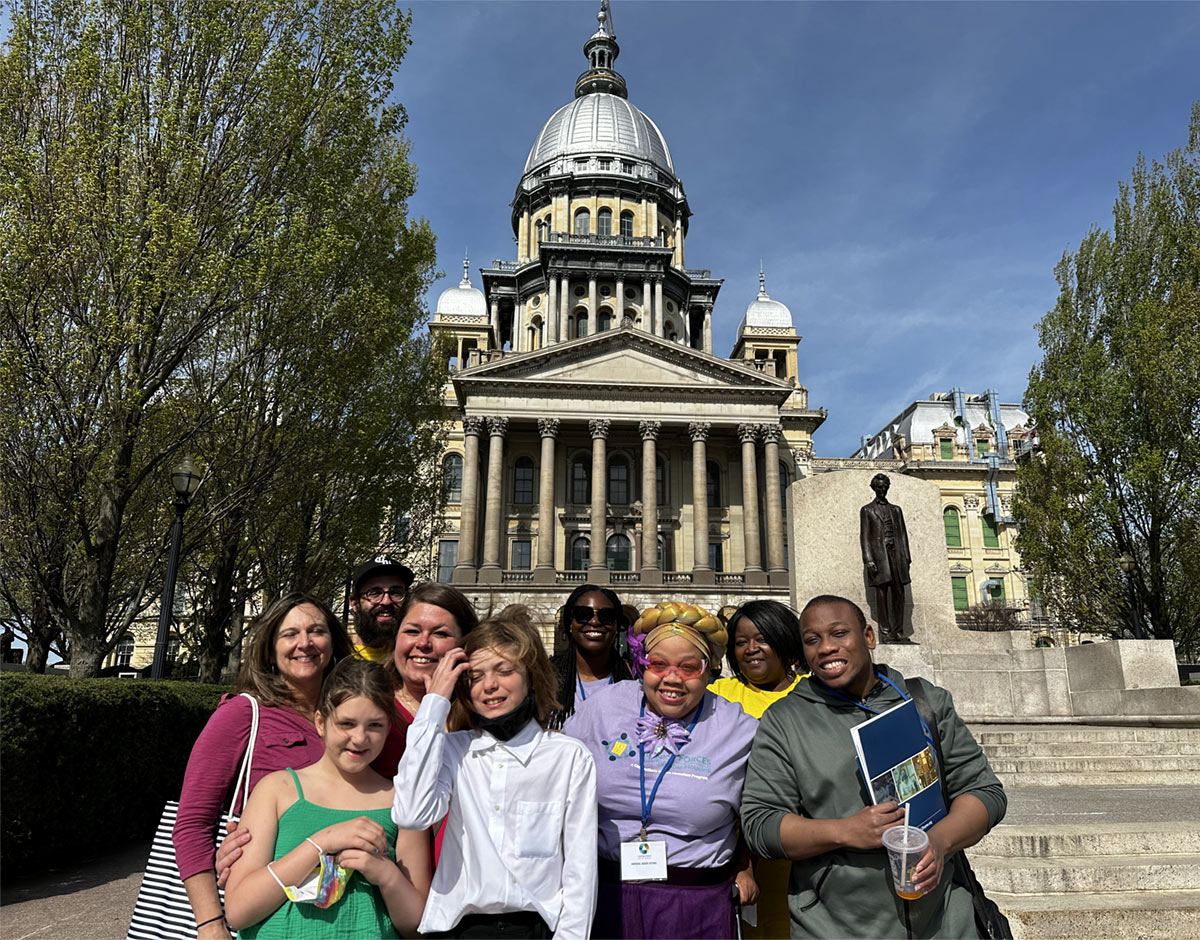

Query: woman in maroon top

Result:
[374,582,479,776]
[173,593,352,940]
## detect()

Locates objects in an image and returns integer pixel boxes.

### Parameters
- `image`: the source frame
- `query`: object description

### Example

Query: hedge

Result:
[0,673,229,870]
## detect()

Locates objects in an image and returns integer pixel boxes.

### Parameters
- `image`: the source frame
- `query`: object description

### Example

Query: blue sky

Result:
[398,0,1199,457]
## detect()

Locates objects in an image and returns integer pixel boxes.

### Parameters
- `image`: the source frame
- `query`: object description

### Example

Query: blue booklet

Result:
[850,698,947,832]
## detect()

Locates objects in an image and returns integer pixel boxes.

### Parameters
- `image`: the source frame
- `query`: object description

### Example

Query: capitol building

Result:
[420,3,1030,624]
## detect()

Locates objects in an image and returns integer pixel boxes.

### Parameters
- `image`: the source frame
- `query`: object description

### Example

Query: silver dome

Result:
[737,270,795,335]
[436,258,486,319]
[522,93,675,178]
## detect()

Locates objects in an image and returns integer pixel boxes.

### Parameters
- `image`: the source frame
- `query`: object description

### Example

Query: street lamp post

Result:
[1116,552,1146,640]
[151,456,202,679]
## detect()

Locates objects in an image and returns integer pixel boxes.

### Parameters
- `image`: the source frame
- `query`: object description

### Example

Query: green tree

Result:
[0,0,438,676]
[1014,102,1200,659]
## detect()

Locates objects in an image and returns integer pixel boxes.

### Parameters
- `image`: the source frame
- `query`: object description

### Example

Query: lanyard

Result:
[637,696,701,841]
[822,670,934,743]
[577,672,614,702]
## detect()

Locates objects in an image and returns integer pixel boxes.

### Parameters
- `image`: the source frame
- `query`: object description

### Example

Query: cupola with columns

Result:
[729,266,801,384]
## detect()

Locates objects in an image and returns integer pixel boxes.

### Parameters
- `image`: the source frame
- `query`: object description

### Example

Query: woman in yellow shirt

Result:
[710,599,806,939]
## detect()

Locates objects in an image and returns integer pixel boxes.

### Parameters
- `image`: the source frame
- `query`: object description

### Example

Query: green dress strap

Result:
[286,767,304,801]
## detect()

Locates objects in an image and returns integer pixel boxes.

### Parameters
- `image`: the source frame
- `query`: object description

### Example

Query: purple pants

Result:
[594,876,737,939]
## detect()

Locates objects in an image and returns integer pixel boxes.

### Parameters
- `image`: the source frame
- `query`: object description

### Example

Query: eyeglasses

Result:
[645,658,708,679]
[360,585,407,602]
[569,605,619,627]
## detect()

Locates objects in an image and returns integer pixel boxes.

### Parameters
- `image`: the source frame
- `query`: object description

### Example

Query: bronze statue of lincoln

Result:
[859,473,911,642]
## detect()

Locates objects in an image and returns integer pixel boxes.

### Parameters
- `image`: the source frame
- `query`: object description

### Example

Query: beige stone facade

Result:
[422,14,825,618]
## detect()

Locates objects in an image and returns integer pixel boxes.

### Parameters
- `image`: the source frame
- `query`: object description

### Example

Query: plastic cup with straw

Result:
[881,802,929,900]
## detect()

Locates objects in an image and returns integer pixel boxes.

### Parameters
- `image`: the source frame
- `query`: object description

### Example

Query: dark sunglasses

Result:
[569,605,619,627]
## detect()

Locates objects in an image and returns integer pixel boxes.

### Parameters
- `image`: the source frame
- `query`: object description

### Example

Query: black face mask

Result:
[474,693,538,741]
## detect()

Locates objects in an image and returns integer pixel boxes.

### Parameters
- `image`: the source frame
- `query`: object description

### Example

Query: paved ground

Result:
[3,785,1198,938]
[0,839,149,940]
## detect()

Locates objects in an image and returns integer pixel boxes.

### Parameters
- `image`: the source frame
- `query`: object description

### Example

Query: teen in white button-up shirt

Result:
[392,611,598,939]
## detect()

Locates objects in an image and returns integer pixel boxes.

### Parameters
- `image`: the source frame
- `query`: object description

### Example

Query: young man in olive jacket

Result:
[740,595,1006,939]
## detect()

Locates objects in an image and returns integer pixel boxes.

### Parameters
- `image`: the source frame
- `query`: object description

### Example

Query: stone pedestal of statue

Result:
[790,469,962,649]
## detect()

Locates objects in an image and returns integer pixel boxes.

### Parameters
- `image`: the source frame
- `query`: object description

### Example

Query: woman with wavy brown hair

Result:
[174,593,352,940]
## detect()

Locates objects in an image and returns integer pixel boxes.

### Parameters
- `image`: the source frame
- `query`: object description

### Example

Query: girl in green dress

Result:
[225,659,430,938]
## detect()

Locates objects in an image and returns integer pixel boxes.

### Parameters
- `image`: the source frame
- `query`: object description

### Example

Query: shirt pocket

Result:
[513,800,563,858]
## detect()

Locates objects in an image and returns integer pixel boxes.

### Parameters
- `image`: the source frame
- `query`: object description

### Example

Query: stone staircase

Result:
[976,725,1200,787]
[964,725,1200,938]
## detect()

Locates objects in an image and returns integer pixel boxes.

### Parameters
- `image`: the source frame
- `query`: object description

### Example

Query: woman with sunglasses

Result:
[564,601,759,938]
[548,584,633,729]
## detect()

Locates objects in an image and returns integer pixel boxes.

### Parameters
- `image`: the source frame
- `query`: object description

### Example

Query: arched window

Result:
[609,457,630,505]
[535,220,544,244]
[656,454,668,505]
[443,453,463,503]
[115,635,135,668]
[527,315,543,351]
[513,456,534,504]
[597,208,612,236]
[572,536,591,571]
[606,534,631,571]
[981,514,1000,548]
[574,208,590,236]
[620,210,634,238]
[571,456,590,504]
[573,310,588,338]
[779,460,790,495]
[706,461,721,507]
[598,308,613,332]
[943,507,962,547]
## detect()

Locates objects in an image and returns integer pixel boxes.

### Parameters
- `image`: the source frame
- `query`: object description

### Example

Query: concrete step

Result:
[975,726,1200,745]
[988,755,1200,774]
[996,889,1200,940]
[971,853,1200,894]
[975,823,1200,859]
[983,740,1200,758]
[994,769,1200,787]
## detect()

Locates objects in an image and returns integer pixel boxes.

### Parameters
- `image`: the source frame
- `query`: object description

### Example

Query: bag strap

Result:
[904,678,1004,936]
[230,693,260,813]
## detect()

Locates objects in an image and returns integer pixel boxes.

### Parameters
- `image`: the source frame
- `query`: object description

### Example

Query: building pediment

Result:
[455,326,789,392]
[450,326,793,422]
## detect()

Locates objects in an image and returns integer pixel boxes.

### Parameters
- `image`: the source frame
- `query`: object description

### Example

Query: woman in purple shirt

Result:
[564,601,759,939]
[172,593,352,940]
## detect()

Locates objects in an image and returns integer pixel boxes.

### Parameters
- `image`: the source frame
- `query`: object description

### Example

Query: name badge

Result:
[620,840,668,881]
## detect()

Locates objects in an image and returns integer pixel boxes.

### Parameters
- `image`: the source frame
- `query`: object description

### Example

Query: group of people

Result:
[170,558,1006,939]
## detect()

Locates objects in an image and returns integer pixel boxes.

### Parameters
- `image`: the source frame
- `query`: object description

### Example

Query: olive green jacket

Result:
[740,664,1006,939]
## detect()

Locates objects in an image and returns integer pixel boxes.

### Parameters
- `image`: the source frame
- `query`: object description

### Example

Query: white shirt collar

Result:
[466,717,542,764]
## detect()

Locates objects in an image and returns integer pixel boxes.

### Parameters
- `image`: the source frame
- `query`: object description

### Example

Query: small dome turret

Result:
[436,256,486,319]
[737,267,794,336]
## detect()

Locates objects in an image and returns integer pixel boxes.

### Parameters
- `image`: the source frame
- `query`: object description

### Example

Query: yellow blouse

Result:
[708,674,804,718]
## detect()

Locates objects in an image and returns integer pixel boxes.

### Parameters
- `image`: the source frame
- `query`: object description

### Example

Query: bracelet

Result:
[305,836,325,856]
[196,914,226,929]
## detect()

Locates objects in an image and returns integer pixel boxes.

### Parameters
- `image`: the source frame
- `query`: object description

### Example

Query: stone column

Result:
[478,416,508,584]
[689,422,713,585]
[452,417,485,584]
[588,419,610,582]
[534,418,559,585]
[703,307,713,354]
[739,423,766,585]
[615,276,625,325]
[560,273,571,339]
[639,421,662,585]
[588,275,598,331]
[655,280,665,338]
[547,275,559,345]
[489,298,499,335]
[762,424,787,585]
[643,277,653,335]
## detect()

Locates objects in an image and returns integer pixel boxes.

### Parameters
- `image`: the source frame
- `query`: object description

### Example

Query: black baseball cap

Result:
[352,556,415,594]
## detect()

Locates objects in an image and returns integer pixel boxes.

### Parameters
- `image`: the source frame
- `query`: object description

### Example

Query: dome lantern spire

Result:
[575,0,627,99]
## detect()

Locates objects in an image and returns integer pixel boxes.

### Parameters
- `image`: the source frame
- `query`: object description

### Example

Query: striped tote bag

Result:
[127,693,259,940]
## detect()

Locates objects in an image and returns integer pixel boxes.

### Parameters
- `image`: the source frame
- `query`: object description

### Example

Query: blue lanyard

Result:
[637,695,702,841]
[822,670,934,743]
[577,672,614,701]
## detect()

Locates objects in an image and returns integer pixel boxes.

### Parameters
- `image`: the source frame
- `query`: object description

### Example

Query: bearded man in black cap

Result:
[349,555,415,661]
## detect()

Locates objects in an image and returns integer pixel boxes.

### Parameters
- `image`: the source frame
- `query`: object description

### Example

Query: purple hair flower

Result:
[626,627,649,677]
[635,713,692,757]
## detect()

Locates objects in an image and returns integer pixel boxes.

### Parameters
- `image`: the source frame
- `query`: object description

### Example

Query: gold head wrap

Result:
[632,601,727,664]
